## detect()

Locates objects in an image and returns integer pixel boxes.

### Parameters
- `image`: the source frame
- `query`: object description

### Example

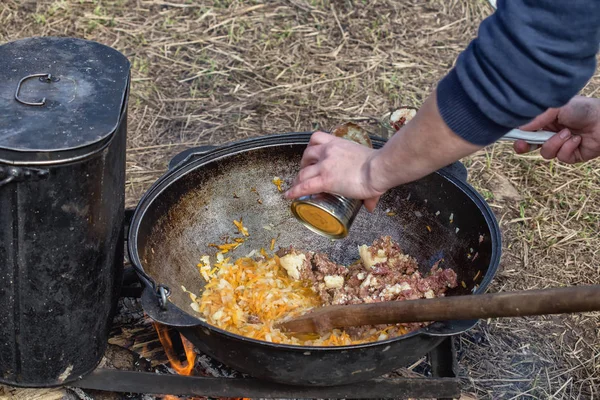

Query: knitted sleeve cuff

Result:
[436,68,512,146]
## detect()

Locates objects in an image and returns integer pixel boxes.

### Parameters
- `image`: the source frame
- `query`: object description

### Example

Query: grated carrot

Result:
[272,177,284,192]
[192,252,417,346]
[209,242,242,253]
[233,219,249,236]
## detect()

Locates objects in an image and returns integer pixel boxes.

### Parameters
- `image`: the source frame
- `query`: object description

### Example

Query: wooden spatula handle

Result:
[279,285,600,333]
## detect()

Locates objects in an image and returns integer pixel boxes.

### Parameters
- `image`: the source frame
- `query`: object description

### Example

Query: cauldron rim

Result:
[128,132,502,351]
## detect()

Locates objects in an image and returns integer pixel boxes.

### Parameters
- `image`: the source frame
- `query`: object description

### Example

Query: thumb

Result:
[513,139,531,154]
[364,196,380,213]
[519,108,559,132]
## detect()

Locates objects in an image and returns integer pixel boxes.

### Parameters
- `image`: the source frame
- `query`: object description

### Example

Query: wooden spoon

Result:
[276,285,600,334]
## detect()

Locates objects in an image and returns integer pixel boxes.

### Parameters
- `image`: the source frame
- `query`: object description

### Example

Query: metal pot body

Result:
[130,133,502,386]
[180,326,445,385]
[0,37,130,387]
[0,120,126,387]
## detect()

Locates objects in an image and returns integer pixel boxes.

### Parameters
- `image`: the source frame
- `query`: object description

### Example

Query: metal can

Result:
[291,193,362,239]
[0,37,130,387]
[291,122,371,239]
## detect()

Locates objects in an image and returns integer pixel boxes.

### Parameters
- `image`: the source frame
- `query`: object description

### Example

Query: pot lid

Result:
[0,37,130,165]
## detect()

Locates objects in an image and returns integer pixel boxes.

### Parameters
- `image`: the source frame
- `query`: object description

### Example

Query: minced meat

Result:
[277,235,458,340]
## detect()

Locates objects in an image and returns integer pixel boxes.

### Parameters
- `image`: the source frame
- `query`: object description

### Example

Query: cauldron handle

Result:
[141,287,203,328]
[168,145,218,170]
[422,319,479,337]
[437,161,468,183]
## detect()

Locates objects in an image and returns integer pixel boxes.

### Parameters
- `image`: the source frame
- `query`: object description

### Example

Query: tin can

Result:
[290,122,371,239]
[291,193,363,239]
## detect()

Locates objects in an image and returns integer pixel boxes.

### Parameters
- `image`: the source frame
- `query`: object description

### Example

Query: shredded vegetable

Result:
[192,253,409,346]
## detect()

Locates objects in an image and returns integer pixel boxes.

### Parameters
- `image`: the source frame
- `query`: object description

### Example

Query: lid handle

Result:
[14,73,57,106]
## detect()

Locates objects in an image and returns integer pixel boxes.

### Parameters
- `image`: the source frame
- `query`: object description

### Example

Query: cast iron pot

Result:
[128,133,501,386]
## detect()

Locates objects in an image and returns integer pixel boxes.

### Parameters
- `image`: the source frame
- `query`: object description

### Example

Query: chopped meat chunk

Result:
[313,253,348,277]
[277,236,458,342]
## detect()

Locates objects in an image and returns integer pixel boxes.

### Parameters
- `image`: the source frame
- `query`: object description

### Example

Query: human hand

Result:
[513,96,600,163]
[283,131,386,212]
[285,92,484,213]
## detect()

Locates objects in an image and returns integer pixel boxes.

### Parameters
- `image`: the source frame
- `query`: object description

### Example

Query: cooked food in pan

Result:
[189,235,457,346]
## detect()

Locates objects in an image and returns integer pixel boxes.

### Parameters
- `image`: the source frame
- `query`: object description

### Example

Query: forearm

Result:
[368,92,482,192]
[438,0,600,146]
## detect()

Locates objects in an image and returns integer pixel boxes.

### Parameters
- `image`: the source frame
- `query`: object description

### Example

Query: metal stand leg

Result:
[429,337,459,400]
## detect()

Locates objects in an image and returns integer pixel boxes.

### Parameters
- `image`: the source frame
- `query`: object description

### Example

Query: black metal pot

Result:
[0,37,130,387]
[128,133,501,386]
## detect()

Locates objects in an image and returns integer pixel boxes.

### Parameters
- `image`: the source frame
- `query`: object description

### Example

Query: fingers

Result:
[284,176,325,200]
[287,132,334,199]
[517,128,583,164]
[519,108,560,132]
[307,131,334,147]
[556,135,582,164]
[363,197,380,213]
[513,140,531,154]
[294,164,320,185]
[513,140,540,154]
[299,131,336,168]
[540,128,572,160]
[299,145,323,168]
[514,128,583,164]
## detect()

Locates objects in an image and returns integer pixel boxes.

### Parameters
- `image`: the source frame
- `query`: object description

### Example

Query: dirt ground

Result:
[1,0,599,399]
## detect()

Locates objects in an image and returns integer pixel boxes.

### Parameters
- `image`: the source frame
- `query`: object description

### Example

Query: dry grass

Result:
[1,0,599,398]
[459,146,600,399]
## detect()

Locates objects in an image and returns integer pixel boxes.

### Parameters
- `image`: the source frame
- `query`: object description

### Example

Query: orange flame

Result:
[153,322,197,376]
[154,323,250,400]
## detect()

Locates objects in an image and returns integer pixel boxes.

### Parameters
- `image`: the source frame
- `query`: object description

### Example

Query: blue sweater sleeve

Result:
[436,0,600,146]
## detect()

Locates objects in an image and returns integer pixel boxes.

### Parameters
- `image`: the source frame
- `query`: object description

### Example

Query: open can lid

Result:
[0,37,130,165]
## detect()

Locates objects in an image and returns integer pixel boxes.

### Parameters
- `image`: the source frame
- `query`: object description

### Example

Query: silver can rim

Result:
[290,197,350,239]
